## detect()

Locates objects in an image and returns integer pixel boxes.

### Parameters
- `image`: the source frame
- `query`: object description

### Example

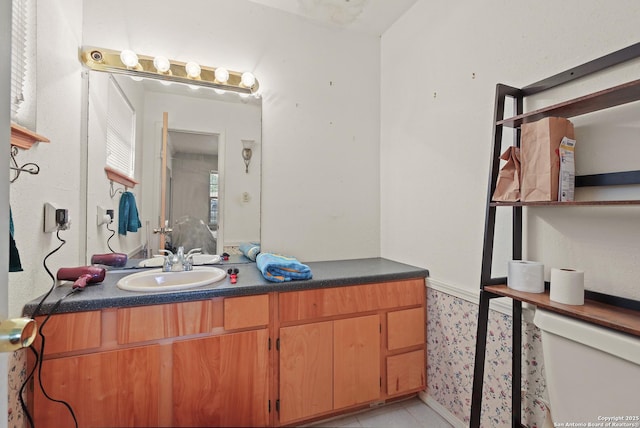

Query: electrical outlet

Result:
[97,206,113,226]
[44,203,70,232]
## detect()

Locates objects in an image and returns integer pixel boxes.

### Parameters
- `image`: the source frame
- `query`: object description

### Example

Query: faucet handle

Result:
[183,248,202,271]
[158,249,174,271]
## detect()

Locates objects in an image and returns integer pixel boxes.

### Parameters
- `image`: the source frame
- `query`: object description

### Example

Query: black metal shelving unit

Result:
[470,42,640,428]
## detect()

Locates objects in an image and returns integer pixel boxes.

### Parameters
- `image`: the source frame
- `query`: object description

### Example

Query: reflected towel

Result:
[118,191,142,235]
[239,242,260,261]
[256,252,312,283]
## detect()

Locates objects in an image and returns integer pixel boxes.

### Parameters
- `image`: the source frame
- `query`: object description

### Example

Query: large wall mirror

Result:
[85,70,262,264]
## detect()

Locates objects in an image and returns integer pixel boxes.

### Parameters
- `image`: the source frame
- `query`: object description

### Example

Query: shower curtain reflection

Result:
[163,130,218,254]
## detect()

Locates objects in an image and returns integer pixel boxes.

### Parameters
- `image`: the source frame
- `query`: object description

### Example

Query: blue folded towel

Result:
[118,191,142,235]
[239,242,261,261]
[256,252,312,283]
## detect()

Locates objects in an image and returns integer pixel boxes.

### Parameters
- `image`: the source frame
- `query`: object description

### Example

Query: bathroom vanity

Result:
[24,258,428,427]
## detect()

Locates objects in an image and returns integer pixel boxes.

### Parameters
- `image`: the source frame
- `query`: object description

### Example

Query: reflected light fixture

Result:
[81,46,260,95]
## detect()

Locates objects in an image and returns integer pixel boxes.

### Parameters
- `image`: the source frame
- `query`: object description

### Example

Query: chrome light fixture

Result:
[81,46,260,95]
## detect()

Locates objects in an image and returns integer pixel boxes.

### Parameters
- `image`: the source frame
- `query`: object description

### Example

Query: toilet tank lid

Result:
[534,309,640,366]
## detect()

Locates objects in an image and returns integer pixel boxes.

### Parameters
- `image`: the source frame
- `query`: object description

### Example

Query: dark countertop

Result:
[22,257,429,316]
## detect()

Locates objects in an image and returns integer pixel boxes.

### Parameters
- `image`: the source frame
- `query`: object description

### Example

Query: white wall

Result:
[85,72,146,259]
[381,0,640,300]
[9,0,84,318]
[82,0,382,262]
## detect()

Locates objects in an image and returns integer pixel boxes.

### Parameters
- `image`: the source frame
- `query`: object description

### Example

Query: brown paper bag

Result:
[520,117,575,201]
[492,146,521,201]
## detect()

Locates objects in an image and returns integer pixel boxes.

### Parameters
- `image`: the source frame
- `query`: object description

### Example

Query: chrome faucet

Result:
[158,247,202,272]
[182,248,202,271]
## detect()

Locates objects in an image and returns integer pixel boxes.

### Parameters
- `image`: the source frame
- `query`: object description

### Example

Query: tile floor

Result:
[309,397,453,428]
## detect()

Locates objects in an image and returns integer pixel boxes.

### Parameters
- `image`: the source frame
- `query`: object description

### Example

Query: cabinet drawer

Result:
[386,350,425,396]
[387,307,425,350]
[117,300,219,344]
[35,311,101,354]
[223,294,269,330]
[279,279,425,322]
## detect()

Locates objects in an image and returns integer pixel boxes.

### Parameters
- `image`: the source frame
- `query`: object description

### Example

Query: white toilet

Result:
[534,309,640,425]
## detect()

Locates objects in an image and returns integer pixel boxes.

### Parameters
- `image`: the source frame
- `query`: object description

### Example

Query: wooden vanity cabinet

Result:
[28,278,426,427]
[32,345,163,427]
[386,307,426,396]
[30,295,271,427]
[172,329,270,427]
[278,314,381,424]
[277,279,425,425]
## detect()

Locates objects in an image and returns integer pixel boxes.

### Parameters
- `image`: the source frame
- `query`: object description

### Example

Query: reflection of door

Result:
[158,111,169,250]
[158,116,220,254]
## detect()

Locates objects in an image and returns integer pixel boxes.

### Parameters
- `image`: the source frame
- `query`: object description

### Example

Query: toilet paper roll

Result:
[550,268,584,305]
[507,260,545,293]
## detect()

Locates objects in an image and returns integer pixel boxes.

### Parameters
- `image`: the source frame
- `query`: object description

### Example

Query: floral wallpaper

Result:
[426,287,548,427]
[8,349,27,428]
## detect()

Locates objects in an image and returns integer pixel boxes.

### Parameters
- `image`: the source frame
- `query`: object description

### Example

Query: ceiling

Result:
[246,0,419,36]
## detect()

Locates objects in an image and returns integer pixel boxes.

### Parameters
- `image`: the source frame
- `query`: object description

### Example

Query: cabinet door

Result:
[172,329,270,427]
[33,345,162,427]
[333,314,381,409]
[279,321,333,424]
[386,349,425,396]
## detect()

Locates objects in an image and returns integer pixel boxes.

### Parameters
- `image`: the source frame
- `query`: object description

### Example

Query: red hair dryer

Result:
[57,266,106,290]
[91,253,128,268]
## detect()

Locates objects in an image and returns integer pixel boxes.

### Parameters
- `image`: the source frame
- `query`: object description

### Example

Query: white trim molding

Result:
[418,391,466,428]
[426,277,513,315]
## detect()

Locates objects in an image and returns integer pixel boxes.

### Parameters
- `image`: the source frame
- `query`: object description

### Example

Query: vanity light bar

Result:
[79,46,260,95]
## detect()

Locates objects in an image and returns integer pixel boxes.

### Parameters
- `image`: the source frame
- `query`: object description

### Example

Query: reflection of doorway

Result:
[164,129,219,253]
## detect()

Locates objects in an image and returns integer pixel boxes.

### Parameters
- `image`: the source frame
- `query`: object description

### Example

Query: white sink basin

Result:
[117,266,227,292]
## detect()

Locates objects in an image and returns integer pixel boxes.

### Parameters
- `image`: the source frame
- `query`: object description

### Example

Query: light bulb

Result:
[214,67,229,83]
[185,61,201,78]
[241,72,256,88]
[120,50,139,68]
[153,56,171,73]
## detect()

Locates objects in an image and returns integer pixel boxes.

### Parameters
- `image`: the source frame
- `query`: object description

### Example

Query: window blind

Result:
[106,76,136,178]
[11,0,27,119]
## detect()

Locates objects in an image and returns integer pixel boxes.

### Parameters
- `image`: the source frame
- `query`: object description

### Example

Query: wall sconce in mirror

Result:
[80,46,260,95]
[241,139,255,173]
[0,317,37,352]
